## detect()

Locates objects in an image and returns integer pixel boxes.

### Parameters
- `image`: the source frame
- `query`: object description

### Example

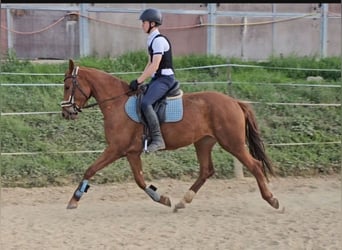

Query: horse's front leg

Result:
[174,137,216,212]
[67,147,121,209]
[126,153,171,207]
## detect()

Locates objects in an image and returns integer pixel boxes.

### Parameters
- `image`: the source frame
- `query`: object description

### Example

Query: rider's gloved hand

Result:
[129,79,140,91]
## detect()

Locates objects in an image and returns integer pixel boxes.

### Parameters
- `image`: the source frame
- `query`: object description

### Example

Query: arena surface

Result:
[1,175,340,250]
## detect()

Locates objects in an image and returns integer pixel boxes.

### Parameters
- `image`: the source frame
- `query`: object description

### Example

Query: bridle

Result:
[60,66,90,113]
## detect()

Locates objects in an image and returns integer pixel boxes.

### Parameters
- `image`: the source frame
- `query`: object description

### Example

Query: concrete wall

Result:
[88,3,208,57]
[10,9,79,59]
[87,3,340,60]
[1,3,340,60]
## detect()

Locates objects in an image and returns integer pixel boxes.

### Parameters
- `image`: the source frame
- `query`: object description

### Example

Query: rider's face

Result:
[141,21,157,34]
[141,21,150,33]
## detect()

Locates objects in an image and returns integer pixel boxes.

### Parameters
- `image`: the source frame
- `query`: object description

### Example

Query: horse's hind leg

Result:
[174,136,216,212]
[223,144,279,209]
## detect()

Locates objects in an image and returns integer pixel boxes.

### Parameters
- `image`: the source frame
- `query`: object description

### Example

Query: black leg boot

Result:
[143,105,166,153]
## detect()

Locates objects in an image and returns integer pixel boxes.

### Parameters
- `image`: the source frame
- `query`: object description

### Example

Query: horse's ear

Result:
[68,59,74,73]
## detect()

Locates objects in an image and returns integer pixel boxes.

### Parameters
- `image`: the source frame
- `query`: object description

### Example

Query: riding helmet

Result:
[139,8,162,25]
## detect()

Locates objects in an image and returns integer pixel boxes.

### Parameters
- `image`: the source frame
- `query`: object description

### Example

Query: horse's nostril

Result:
[62,111,70,119]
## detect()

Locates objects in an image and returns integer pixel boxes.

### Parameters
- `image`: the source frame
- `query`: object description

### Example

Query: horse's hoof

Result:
[279,206,285,214]
[184,190,196,203]
[269,197,279,209]
[66,204,77,209]
[159,195,171,207]
[173,201,186,213]
[66,198,78,209]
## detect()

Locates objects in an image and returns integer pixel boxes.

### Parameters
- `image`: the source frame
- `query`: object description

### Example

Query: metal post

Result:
[6,8,13,50]
[79,3,90,57]
[320,3,328,58]
[226,65,233,96]
[234,158,244,179]
[271,4,276,54]
[207,3,216,55]
[227,63,243,178]
[240,16,247,60]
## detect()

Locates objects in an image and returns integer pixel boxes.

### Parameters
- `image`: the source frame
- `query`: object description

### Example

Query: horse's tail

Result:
[238,101,275,181]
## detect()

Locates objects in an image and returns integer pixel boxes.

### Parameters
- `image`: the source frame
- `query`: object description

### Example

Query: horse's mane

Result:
[81,66,129,90]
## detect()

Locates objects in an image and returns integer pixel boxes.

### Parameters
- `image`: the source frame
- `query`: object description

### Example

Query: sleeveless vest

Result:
[148,34,174,77]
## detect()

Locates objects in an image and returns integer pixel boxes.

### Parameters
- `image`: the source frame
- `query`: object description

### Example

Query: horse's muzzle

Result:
[61,107,78,120]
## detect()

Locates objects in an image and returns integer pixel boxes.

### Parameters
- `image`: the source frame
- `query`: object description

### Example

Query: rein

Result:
[83,91,132,109]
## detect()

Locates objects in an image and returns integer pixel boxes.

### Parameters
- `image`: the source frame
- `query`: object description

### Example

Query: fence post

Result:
[234,158,244,179]
[226,64,232,95]
[240,16,247,59]
[206,3,216,55]
[320,3,328,58]
[6,8,13,50]
[271,4,276,53]
[79,3,90,57]
[226,64,244,179]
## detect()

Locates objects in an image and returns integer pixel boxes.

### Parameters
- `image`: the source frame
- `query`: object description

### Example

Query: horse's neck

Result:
[86,70,128,100]
[85,69,129,110]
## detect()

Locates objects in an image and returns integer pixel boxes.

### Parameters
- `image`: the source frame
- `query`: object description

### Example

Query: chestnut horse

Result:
[61,59,280,211]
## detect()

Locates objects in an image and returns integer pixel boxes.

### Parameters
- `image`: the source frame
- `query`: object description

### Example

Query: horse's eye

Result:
[64,85,70,90]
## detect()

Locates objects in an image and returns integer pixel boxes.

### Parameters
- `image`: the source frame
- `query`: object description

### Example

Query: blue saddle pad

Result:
[125,95,183,123]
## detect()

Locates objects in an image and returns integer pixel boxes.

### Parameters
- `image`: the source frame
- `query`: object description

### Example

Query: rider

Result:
[130,8,176,153]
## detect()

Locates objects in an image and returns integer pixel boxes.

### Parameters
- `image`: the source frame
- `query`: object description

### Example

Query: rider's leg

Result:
[140,75,174,153]
[142,104,165,152]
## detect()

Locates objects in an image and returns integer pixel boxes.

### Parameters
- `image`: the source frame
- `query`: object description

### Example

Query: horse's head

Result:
[61,59,92,120]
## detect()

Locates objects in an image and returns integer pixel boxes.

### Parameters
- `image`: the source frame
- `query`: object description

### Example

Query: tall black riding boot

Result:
[143,105,166,153]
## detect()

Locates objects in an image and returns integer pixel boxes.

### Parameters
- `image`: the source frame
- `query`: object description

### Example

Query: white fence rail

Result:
[1,63,341,157]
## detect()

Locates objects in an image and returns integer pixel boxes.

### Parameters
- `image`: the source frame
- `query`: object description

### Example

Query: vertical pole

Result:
[207,3,216,55]
[320,3,328,58]
[227,65,232,84]
[79,3,90,57]
[271,4,276,54]
[234,158,244,179]
[227,63,243,179]
[240,16,247,60]
[6,8,13,51]
[226,65,233,96]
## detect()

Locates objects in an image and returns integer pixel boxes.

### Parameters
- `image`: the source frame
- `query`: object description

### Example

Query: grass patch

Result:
[1,51,340,187]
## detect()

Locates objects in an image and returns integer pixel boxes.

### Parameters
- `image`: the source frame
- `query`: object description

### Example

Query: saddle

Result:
[136,81,182,124]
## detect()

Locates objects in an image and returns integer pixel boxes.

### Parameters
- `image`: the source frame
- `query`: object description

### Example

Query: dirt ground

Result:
[0,175,341,250]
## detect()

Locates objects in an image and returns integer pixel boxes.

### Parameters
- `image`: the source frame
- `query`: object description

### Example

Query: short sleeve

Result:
[151,36,170,55]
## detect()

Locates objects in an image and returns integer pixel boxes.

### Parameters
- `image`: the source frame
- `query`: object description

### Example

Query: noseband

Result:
[60,66,90,113]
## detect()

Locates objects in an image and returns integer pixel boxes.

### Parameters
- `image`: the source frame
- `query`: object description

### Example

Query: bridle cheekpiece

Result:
[60,66,90,113]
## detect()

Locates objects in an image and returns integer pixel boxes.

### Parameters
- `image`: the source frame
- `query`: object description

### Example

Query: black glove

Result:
[129,79,139,91]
